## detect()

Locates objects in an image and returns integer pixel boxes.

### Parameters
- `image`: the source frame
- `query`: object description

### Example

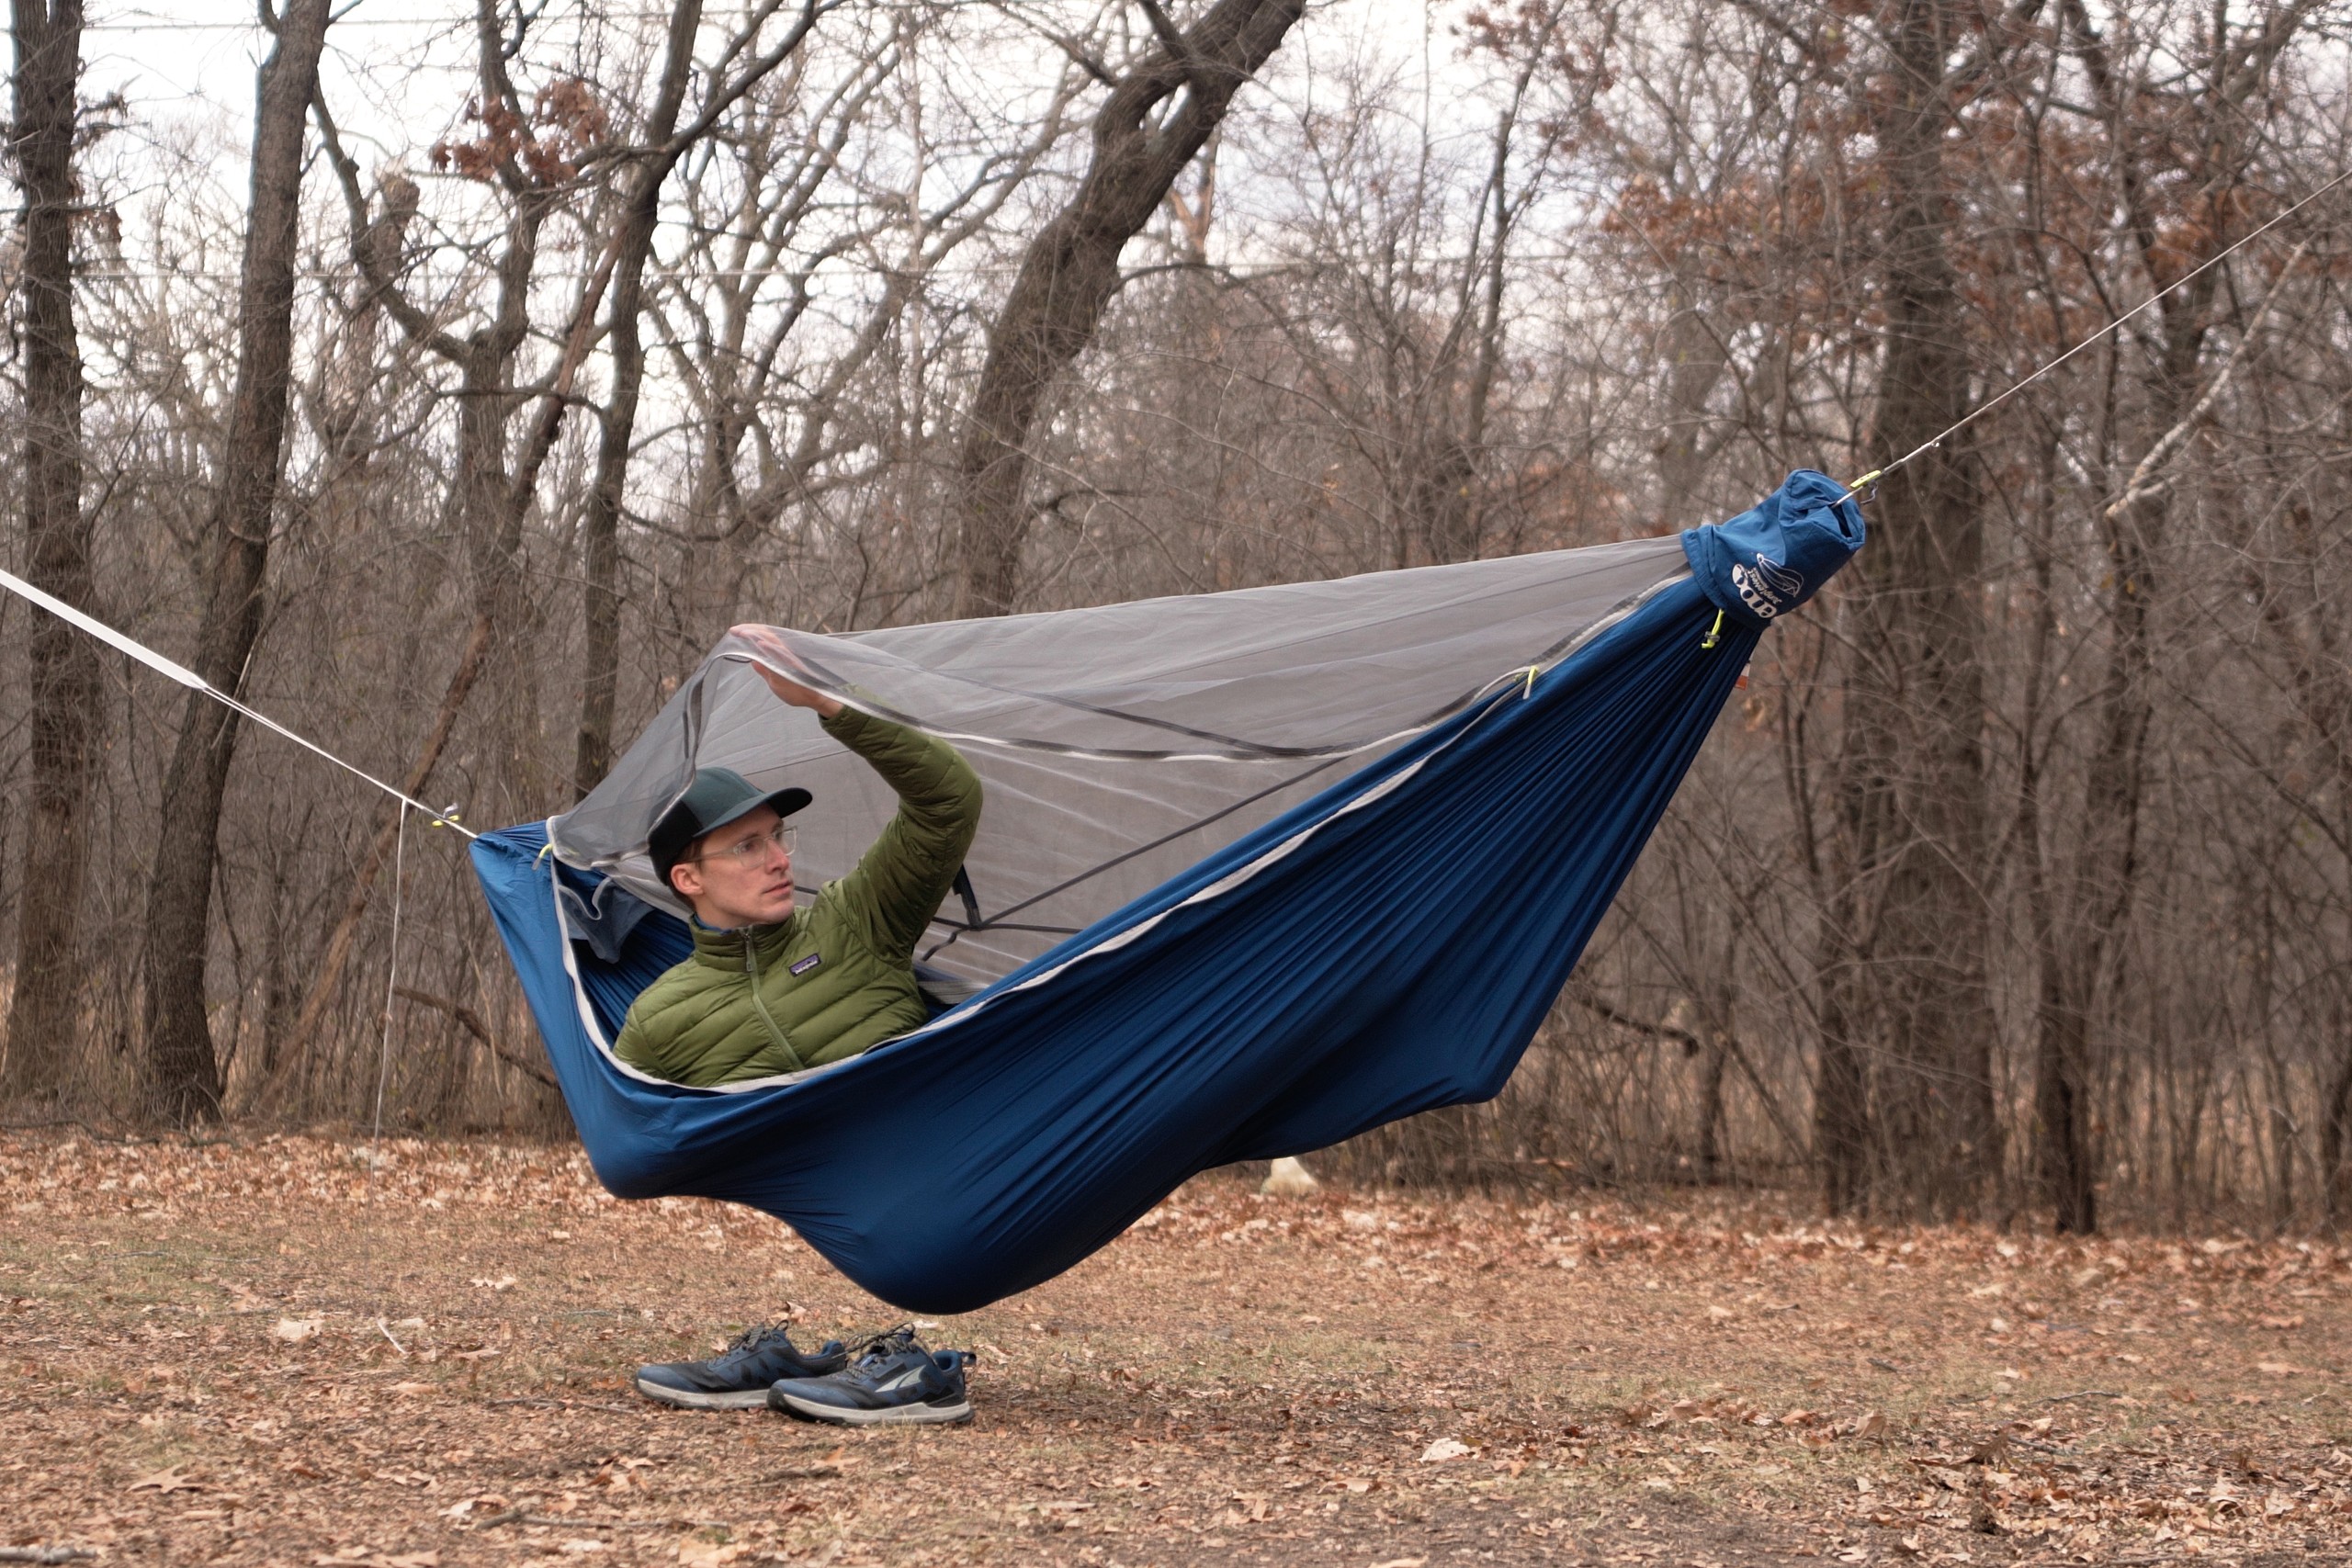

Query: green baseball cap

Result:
[649,767,812,889]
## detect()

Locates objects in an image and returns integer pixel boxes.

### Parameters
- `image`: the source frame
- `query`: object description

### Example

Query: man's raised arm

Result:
[737,628,981,966]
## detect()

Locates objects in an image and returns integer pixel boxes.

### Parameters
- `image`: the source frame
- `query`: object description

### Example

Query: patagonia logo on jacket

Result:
[789,952,822,976]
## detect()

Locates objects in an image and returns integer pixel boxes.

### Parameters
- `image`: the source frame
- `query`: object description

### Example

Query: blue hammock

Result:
[471,473,1861,1314]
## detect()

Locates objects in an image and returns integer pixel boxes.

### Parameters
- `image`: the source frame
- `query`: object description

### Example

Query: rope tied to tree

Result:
[1837,165,2352,508]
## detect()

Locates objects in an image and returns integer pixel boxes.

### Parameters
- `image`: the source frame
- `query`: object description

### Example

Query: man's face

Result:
[669,806,797,929]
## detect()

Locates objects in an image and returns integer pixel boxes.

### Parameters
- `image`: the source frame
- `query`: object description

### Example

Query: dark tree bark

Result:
[1691,974,1736,1184]
[571,6,700,799]
[2326,1012,2352,1227]
[574,0,827,795]
[2023,0,2305,1233]
[1651,270,1733,530]
[956,0,1306,616]
[136,0,334,1124]
[4,0,96,1101]
[1819,0,2001,1217]
[1814,972,1873,1212]
[2014,428,2091,1231]
[1410,32,1544,570]
[278,142,557,1102]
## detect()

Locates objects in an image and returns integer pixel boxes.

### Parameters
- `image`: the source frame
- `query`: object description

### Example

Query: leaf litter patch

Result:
[5,1129,2351,1564]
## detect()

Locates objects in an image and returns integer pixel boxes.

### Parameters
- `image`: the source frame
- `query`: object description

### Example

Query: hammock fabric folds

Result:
[471,471,1863,1314]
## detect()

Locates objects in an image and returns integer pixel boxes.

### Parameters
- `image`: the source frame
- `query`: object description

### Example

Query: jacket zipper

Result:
[742,940,806,1073]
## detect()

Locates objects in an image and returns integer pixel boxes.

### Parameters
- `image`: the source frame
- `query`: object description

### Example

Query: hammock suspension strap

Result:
[1839,167,2350,503]
[0,563,478,839]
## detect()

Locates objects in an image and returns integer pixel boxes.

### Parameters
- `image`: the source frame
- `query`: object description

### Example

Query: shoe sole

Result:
[769,1390,974,1427]
[635,1377,773,1411]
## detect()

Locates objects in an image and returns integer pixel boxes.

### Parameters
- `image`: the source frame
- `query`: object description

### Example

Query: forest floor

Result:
[4,1131,2350,1567]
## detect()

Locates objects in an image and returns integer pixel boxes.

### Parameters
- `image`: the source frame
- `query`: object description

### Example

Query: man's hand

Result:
[731,625,844,718]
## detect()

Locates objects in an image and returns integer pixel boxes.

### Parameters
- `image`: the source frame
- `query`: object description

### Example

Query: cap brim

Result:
[700,785,813,840]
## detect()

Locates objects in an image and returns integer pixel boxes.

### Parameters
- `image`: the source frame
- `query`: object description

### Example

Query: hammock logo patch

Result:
[1729,551,1804,620]
[789,952,822,976]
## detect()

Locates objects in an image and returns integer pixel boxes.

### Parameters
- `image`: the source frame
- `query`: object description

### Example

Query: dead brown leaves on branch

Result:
[430,78,606,186]
[1459,0,1618,145]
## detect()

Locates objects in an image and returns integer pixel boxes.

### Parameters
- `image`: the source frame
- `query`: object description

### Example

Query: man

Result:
[628,634,983,1426]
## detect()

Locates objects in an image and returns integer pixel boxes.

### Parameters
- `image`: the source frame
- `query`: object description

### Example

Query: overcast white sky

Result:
[71,2,1479,196]
[54,0,1506,299]
[88,3,481,141]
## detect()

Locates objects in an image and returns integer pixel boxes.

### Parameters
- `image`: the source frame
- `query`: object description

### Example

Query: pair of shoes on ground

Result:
[636,1321,973,1426]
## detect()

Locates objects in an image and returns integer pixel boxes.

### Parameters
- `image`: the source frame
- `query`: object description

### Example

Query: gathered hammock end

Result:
[1678,468,1868,635]
[470,470,1864,1314]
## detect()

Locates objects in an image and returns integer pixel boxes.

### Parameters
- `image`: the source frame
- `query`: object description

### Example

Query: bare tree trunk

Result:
[575,0,823,795]
[291,20,579,1105]
[1789,623,1873,1212]
[1814,966,1872,1211]
[2027,0,2160,1235]
[1651,273,1732,529]
[1821,0,2000,1217]
[277,215,587,1103]
[2017,433,2101,1232]
[1693,972,1735,1184]
[4,0,96,1102]
[2026,0,2297,1233]
[290,1,828,1091]
[136,0,334,1124]
[277,613,493,1079]
[2324,1005,2352,1228]
[573,3,705,797]
[2032,481,2150,1232]
[955,0,1305,616]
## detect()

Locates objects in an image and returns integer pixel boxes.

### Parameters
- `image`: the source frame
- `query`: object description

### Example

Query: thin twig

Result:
[2103,241,2308,519]
[394,987,557,1089]
[483,1395,637,1414]
[0,1119,143,1139]
[474,1511,730,1532]
[754,1464,842,1483]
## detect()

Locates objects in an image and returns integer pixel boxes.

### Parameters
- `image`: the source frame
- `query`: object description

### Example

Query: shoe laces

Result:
[715,1319,796,1366]
[840,1323,922,1377]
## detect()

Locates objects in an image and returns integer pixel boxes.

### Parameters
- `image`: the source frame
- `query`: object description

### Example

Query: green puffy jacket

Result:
[614,707,981,1086]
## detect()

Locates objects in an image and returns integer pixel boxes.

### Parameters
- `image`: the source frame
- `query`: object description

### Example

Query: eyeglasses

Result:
[691,822,795,869]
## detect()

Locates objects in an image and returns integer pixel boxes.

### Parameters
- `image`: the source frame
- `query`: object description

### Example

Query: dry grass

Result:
[5,1129,2350,1566]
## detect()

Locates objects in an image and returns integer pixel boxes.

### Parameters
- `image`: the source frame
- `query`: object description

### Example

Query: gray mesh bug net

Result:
[549,533,1692,983]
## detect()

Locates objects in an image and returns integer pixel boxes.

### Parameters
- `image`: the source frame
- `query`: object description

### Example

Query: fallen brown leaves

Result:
[5,1129,2351,1565]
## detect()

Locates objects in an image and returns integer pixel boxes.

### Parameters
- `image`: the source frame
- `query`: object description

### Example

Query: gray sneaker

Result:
[635,1322,849,1410]
[765,1325,974,1426]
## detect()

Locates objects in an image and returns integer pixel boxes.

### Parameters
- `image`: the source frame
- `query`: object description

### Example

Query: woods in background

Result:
[3,0,2350,1235]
